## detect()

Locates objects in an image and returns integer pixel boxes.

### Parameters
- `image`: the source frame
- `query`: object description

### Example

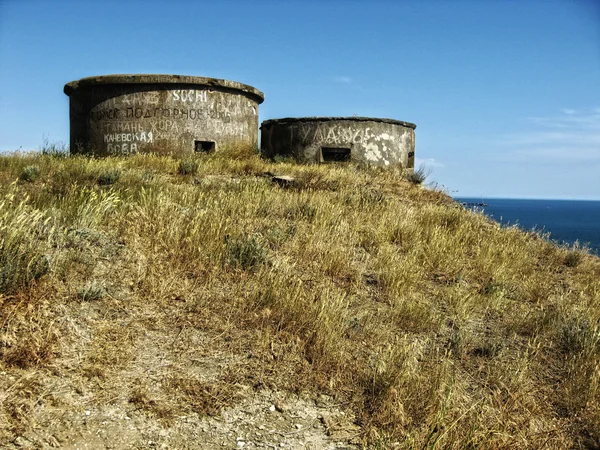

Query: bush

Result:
[19,165,40,182]
[178,160,199,176]
[97,170,121,186]
[41,140,69,158]
[225,235,267,270]
[564,250,584,268]
[405,165,429,185]
[78,281,107,301]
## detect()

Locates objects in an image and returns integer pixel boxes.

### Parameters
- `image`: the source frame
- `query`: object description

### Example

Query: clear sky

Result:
[1,0,599,199]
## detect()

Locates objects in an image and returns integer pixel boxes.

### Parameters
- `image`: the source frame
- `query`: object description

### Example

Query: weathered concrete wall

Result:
[64,74,264,156]
[260,117,416,169]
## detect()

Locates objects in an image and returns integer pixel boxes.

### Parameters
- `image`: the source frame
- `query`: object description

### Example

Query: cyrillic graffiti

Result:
[107,143,139,156]
[289,125,375,145]
[103,131,153,144]
[92,107,253,121]
[103,122,144,133]
[149,119,179,133]
[91,109,120,121]
[172,89,208,103]
[104,131,153,156]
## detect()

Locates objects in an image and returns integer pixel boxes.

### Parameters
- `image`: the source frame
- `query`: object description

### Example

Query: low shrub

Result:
[41,140,69,158]
[19,165,40,182]
[405,165,429,185]
[564,250,584,268]
[78,281,107,301]
[97,170,121,186]
[225,235,268,270]
[178,159,199,176]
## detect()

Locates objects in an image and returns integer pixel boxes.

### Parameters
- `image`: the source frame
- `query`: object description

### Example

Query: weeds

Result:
[0,151,598,448]
[40,138,68,157]
[18,165,40,182]
[77,281,107,301]
[0,195,53,294]
[226,234,268,270]
[405,164,430,185]
[97,169,121,185]
[564,249,584,268]
[166,376,239,416]
[177,159,199,175]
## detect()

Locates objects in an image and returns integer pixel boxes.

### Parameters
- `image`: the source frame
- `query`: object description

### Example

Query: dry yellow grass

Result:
[0,149,599,448]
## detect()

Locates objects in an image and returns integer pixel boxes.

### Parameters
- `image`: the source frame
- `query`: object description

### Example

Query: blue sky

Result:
[1,0,599,199]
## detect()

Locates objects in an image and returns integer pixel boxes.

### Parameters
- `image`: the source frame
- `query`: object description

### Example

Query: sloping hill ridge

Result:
[1,149,599,449]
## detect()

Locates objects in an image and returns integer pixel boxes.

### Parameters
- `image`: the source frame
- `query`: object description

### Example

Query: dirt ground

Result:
[1,228,362,449]
[7,388,360,449]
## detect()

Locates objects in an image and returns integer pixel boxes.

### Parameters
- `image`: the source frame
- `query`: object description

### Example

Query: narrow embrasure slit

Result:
[322,147,351,162]
[195,140,216,153]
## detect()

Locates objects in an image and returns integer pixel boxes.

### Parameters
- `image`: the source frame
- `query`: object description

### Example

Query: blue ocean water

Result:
[455,198,600,256]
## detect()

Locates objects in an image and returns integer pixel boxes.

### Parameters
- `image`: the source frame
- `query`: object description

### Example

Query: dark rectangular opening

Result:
[322,147,351,162]
[195,140,215,153]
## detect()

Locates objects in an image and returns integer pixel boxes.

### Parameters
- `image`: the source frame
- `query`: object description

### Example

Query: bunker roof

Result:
[64,74,264,104]
[261,116,416,129]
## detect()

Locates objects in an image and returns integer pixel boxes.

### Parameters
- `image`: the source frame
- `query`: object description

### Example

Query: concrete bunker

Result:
[64,74,264,156]
[260,117,416,169]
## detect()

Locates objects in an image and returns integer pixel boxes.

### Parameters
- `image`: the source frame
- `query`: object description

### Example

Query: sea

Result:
[455,198,600,256]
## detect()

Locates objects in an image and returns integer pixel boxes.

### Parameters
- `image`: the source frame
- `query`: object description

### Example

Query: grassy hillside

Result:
[1,149,599,448]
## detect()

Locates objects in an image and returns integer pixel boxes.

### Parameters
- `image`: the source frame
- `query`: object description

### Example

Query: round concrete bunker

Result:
[64,74,264,156]
[261,117,416,169]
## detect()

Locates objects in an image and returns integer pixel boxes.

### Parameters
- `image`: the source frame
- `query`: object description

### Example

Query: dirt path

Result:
[10,389,360,449]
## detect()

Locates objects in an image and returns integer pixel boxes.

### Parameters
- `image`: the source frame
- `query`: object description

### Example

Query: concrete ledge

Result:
[64,74,264,104]
[261,116,416,130]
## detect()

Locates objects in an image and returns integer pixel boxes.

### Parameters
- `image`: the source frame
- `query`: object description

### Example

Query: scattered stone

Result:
[274,400,287,412]
[6,378,358,448]
[271,175,295,188]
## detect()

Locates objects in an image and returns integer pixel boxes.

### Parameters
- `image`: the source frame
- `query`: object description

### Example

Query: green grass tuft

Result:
[225,234,268,270]
[18,165,40,182]
[97,170,121,186]
[177,159,199,176]
[78,281,107,301]
[405,164,430,185]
